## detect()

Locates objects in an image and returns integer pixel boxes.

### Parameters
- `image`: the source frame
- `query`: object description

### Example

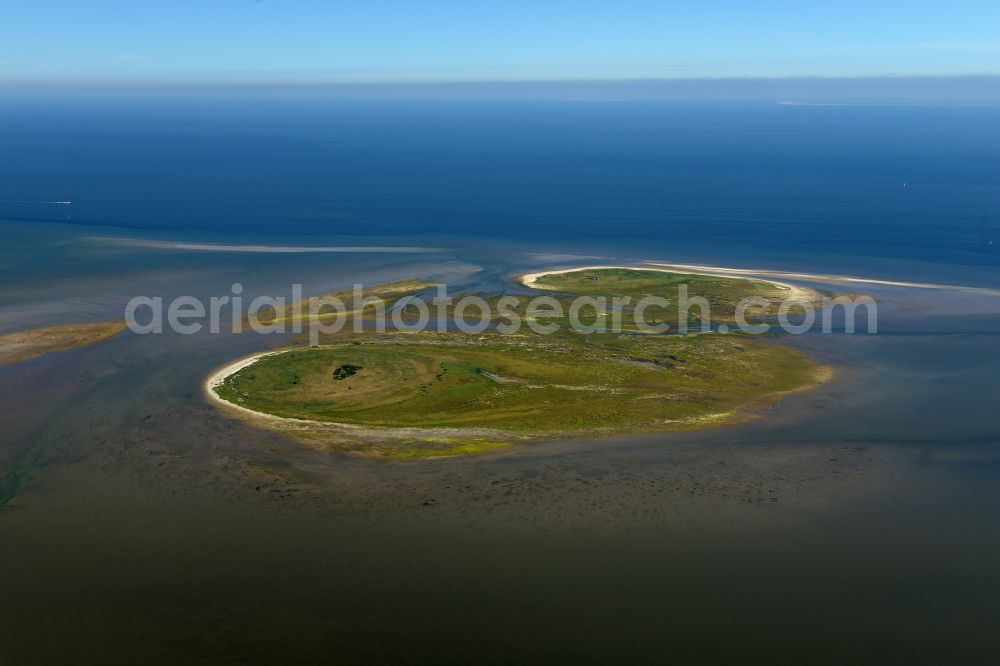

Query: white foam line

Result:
[89,237,446,254]
[645,262,1000,296]
[0,200,72,205]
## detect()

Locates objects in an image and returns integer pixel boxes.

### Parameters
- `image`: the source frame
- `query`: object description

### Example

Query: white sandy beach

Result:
[203,350,293,421]
[646,262,1000,295]
[518,264,823,302]
[520,261,1000,301]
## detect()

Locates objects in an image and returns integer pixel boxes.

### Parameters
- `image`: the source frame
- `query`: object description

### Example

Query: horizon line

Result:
[2,73,1000,88]
[2,75,998,103]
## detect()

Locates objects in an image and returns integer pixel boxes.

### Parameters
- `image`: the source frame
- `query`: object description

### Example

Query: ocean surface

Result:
[1,95,1000,663]
[1,95,998,273]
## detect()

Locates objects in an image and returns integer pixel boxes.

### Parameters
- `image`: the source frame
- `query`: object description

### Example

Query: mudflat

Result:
[0,321,126,367]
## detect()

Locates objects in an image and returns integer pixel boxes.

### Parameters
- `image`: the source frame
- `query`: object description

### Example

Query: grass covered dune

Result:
[520,265,823,325]
[208,267,833,458]
[210,331,827,458]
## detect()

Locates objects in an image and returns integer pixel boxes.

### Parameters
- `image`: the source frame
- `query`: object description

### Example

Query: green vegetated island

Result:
[209,267,831,458]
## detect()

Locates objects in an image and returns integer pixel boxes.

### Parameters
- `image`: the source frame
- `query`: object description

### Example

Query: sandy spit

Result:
[518,264,822,303]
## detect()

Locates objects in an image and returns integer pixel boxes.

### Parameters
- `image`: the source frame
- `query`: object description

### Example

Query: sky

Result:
[2,0,1000,83]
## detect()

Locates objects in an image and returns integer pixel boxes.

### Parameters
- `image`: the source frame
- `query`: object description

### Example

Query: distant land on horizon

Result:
[2,75,1000,104]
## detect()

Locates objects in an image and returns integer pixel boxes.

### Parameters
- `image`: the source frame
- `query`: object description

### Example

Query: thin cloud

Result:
[914,42,1000,51]
[825,42,1000,53]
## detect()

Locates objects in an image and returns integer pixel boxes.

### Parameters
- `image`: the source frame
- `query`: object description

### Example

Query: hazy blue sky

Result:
[2,0,999,83]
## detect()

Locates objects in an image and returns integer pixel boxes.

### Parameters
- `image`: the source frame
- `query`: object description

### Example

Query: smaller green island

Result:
[521,266,822,326]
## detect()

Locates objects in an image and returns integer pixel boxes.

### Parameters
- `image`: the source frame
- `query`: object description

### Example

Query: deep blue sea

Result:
[1,95,997,283]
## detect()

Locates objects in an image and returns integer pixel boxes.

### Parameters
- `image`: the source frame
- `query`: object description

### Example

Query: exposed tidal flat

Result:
[2,223,1000,663]
[0,320,125,366]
